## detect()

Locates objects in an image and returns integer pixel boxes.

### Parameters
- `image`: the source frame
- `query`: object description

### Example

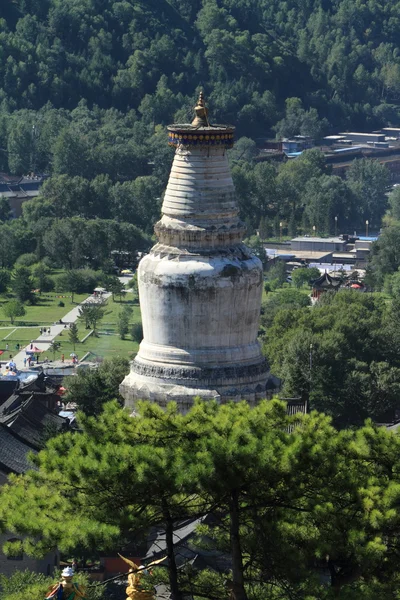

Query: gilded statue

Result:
[45,567,86,600]
[119,554,167,600]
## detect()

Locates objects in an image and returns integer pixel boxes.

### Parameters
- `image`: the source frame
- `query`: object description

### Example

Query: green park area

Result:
[0,291,142,361]
[0,292,88,325]
[51,296,141,361]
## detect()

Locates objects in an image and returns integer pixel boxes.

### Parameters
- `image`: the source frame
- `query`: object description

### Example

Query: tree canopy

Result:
[3,400,400,599]
[263,290,400,427]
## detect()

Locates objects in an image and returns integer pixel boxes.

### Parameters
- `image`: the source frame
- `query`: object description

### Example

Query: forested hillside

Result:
[2,0,400,140]
[0,0,398,261]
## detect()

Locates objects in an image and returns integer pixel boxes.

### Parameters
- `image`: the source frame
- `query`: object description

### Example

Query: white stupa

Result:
[120,93,269,411]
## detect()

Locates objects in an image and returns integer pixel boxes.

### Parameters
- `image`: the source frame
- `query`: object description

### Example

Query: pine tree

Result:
[12,266,33,303]
[2,401,400,599]
[68,322,79,350]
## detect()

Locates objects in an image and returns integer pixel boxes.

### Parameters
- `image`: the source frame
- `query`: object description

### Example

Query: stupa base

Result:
[120,357,269,413]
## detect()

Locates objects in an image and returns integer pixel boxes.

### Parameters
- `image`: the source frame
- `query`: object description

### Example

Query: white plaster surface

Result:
[121,139,268,410]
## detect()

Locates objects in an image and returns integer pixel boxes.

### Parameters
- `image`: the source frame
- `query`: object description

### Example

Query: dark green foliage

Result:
[265,260,287,290]
[367,224,400,289]
[117,304,132,340]
[48,340,60,360]
[233,148,390,235]
[15,252,37,267]
[0,0,399,163]
[263,291,400,427]
[12,265,33,303]
[0,0,395,263]
[3,299,26,324]
[103,275,124,302]
[32,261,53,293]
[274,97,328,140]
[291,266,321,289]
[68,322,79,350]
[64,357,129,415]
[261,288,311,330]
[78,301,108,335]
[3,401,400,598]
[346,158,390,230]
[0,268,11,292]
[131,322,143,344]
[0,569,105,600]
[389,186,400,221]
[55,269,100,301]
[0,197,12,221]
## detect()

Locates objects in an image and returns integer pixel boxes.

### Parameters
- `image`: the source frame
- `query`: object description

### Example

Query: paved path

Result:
[9,293,111,370]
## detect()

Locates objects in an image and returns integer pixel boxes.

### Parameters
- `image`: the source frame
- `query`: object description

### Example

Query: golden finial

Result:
[118,554,167,600]
[192,91,210,127]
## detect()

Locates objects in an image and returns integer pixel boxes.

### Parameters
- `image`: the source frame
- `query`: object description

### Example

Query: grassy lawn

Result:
[53,330,140,362]
[1,327,41,342]
[262,283,312,303]
[101,293,140,324]
[52,295,142,361]
[0,292,88,325]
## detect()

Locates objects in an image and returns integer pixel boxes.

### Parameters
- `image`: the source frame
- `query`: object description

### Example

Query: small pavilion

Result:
[311,272,341,300]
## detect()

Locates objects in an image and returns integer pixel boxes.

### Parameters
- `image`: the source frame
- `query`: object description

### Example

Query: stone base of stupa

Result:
[120,355,269,413]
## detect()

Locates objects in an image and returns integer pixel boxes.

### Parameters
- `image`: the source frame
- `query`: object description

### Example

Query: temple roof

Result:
[0,378,19,406]
[0,423,37,474]
[0,395,68,450]
[311,272,341,290]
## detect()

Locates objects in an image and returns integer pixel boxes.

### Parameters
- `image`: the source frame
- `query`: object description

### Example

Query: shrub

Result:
[131,322,143,343]
[15,253,37,267]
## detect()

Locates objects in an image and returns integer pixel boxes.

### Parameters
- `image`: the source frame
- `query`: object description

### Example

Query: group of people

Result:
[39,327,52,335]
[23,354,48,367]
[4,343,20,351]
[1,359,17,377]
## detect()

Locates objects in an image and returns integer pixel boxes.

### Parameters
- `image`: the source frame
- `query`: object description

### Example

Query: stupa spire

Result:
[191,90,210,127]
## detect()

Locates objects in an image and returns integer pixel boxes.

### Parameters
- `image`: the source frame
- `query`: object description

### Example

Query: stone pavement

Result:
[10,293,111,370]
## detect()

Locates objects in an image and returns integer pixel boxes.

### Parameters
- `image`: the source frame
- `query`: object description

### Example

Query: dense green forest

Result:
[0,0,398,265]
[3,0,400,133]
[0,0,398,240]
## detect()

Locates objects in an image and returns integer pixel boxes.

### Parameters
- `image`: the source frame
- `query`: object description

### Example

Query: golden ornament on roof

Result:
[192,91,210,127]
[118,554,167,600]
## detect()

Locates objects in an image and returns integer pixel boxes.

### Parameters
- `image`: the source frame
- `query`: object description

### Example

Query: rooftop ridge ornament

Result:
[192,90,210,127]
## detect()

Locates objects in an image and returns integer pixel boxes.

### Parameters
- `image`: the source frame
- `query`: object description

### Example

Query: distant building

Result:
[0,173,48,217]
[381,127,400,139]
[266,247,334,264]
[311,272,342,301]
[354,239,374,263]
[338,132,385,144]
[323,135,346,145]
[291,236,348,253]
[282,135,313,155]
